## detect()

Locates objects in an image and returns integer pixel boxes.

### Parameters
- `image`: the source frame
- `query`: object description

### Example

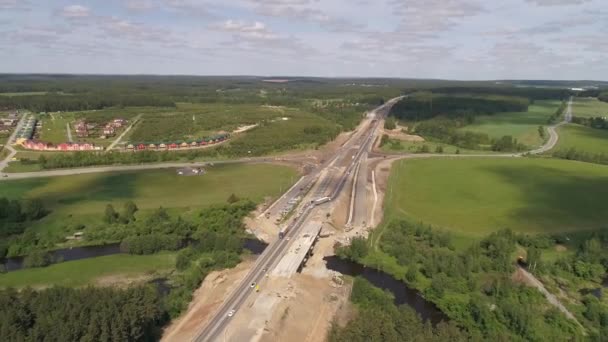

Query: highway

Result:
[192,97,403,342]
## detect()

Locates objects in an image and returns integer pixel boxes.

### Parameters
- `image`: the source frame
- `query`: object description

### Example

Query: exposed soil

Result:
[161,258,255,342]
[260,274,352,342]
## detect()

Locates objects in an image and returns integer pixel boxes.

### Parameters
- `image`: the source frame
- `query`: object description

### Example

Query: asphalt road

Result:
[192,97,403,342]
[0,113,28,172]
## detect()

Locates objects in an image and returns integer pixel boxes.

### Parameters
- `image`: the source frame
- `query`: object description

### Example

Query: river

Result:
[323,256,448,325]
[2,238,268,272]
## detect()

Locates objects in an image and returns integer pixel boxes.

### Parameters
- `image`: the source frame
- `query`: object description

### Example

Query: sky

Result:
[0,0,607,80]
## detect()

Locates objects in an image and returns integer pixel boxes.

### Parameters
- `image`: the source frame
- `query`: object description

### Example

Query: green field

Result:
[458,100,560,147]
[573,97,608,118]
[555,124,608,154]
[0,163,297,238]
[38,113,70,144]
[0,253,175,288]
[384,158,608,238]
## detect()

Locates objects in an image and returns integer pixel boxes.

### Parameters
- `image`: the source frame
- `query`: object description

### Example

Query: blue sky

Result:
[1,0,606,79]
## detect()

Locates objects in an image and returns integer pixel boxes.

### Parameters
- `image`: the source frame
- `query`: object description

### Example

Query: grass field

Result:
[555,124,608,154]
[384,158,608,239]
[0,253,175,288]
[458,100,560,147]
[381,139,496,154]
[573,97,608,118]
[38,113,70,144]
[0,163,298,238]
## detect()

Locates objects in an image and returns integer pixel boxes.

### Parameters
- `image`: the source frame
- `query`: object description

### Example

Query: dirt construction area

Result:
[161,258,255,342]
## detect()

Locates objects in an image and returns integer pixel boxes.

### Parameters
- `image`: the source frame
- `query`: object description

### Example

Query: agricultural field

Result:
[0,163,298,239]
[384,157,608,240]
[458,100,561,147]
[555,124,608,154]
[0,253,175,288]
[573,97,608,118]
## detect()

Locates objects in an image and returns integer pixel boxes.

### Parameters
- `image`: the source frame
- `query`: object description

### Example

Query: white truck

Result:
[313,196,331,206]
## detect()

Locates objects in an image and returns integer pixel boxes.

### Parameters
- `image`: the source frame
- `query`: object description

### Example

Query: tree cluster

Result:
[571,116,608,130]
[329,277,469,342]
[553,148,608,166]
[390,92,529,122]
[0,286,165,341]
[337,222,583,340]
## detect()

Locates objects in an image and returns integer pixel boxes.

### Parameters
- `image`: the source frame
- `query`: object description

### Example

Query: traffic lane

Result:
[201,205,314,341]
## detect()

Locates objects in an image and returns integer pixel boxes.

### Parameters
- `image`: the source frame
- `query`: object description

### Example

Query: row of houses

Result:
[21,140,102,151]
[126,133,230,151]
[15,116,38,144]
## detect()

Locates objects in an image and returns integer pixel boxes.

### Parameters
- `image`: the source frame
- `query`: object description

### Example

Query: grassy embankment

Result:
[458,100,561,148]
[378,158,608,249]
[0,163,297,288]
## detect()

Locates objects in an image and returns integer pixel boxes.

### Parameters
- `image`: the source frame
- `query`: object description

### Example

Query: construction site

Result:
[161,99,403,342]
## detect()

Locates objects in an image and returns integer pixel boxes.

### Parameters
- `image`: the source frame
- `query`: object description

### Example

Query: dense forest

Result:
[390,92,530,122]
[429,86,570,101]
[0,286,165,341]
[337,223,585,341]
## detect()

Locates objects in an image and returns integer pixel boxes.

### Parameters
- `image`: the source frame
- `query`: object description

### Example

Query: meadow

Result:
[555,124,608,154]
[458,100,560,147]
[0,163,297,239]
[573,97,608,118]
[383,157,608,239]
[0,253,175,288]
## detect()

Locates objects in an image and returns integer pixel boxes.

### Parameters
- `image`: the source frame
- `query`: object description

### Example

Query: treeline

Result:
[0,198,47,259]
[572,116,608,130]
[0,93,175,112]
[547,100,566,124]
[599,92,608,103]
[328,277,469,341]
[337,223,582,340]
[553,148,608,166]
[430,86,570,100]
[35,124,341,170]
[413,119,526,152]
[390,92,529,122]
[0,286,165,341]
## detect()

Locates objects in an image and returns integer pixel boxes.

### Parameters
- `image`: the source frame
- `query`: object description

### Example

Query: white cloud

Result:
[525,0,591,6]
[61,5,91,18]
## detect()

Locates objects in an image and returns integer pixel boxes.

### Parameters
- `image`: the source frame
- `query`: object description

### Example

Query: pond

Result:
[323,256,448,325]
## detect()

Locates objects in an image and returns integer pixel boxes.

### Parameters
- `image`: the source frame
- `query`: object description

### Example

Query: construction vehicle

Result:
[313,196,331,206]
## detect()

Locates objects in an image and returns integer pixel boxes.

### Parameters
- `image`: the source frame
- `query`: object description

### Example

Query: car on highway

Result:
[228,309,235,317]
